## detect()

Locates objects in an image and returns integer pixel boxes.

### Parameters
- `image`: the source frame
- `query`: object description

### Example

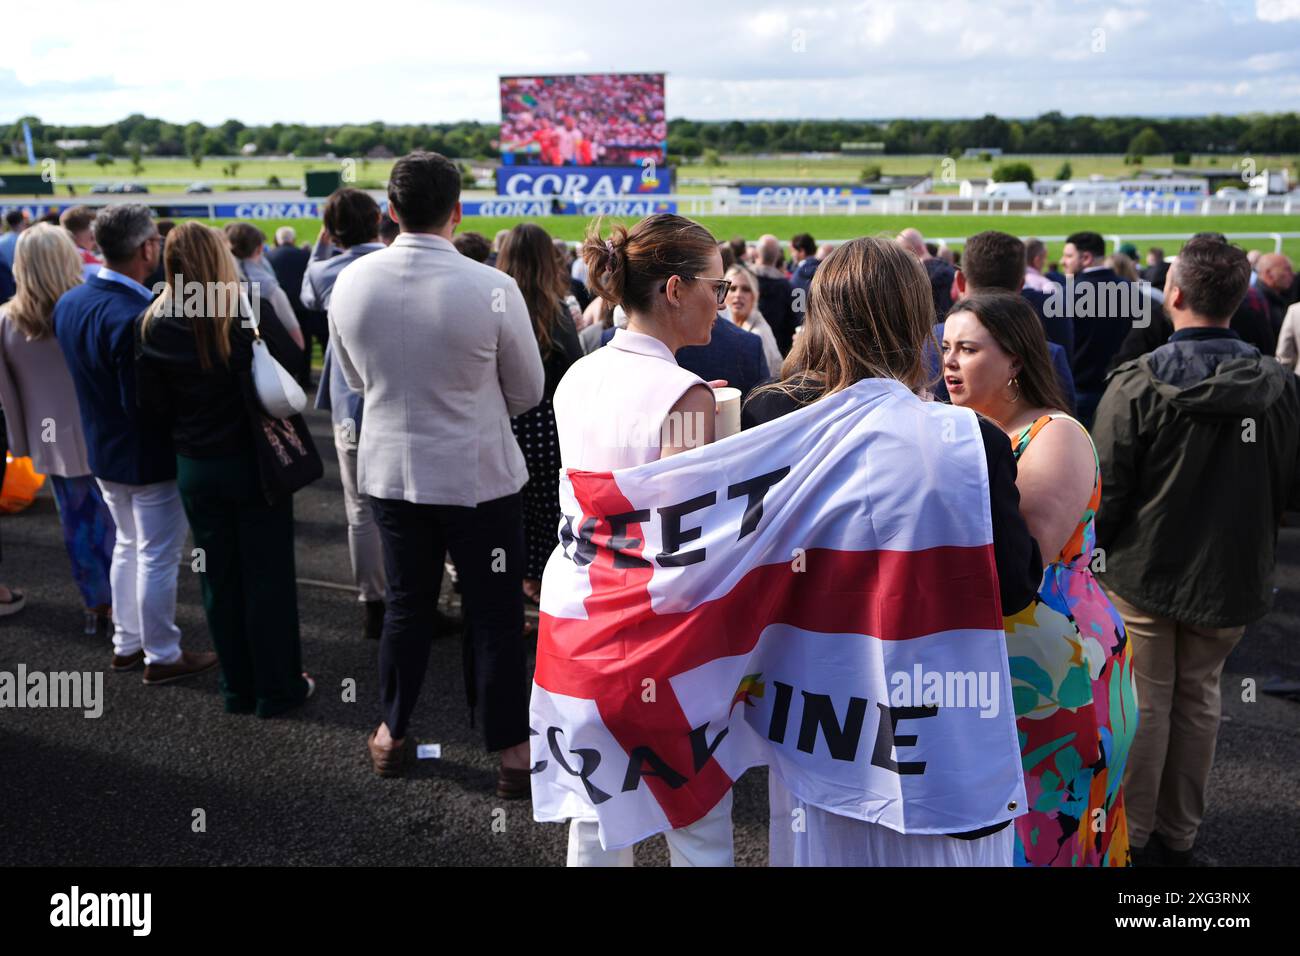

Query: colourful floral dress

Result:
[1005,414,1138,867]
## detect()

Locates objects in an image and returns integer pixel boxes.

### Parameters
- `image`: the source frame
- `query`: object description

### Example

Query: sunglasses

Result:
[659,275,733,307]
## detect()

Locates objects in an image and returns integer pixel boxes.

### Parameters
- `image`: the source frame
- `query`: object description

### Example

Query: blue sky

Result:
[5,0,1300,125]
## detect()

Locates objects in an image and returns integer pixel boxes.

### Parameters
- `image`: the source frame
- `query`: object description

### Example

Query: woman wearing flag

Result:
[550,212,732,866]
[742,238,1043,865]
[940,290,1136,866]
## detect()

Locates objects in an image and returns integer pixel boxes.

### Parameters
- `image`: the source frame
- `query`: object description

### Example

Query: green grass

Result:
[6,152,1295,194]
[196,213,1300,262]
[684,153,1299,185]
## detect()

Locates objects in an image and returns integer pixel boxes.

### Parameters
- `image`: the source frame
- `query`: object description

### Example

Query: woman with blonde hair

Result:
[0,223,115,630]
[723,264,782,378]
[743,237,1044,866]
[137,222,316,717]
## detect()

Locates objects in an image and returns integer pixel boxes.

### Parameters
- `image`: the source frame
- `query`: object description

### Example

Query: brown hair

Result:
[1171,235,1251,321]
[58,205,96,237]
[453,231,491,262]
[322,187,380,248]
[5,224,84,340]
[759,236,935,404]
[582,213,717,314]
[142,222,241,370]
[961,230,1025,292]
[948,290,1068,411]
[497,223,570,356]
[223,222,266,260]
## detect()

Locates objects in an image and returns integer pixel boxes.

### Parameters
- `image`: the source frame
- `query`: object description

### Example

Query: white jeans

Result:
[96,478,188,665]
[335,438,386,603]
[566,791,735,867]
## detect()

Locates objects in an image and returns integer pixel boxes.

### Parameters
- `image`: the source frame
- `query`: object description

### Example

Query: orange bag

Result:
[0,452,47,513]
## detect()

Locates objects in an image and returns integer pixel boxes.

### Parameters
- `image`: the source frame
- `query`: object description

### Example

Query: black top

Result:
[266,244,313,323]
[1069,268,1137,397]
[756,272,797,355]
[542,306,583,402]
[742,382,1042,617]
[135,295,303,458]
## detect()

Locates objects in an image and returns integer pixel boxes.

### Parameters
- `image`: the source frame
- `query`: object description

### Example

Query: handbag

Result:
[243,285,306,418]
[246,408,324,501]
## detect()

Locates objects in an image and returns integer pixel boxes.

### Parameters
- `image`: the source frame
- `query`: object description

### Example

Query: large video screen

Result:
[499,73,667,167]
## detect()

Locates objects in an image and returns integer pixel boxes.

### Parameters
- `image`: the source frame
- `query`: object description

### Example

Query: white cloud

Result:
[1256,0,1300,22]
[3,0,1299,124]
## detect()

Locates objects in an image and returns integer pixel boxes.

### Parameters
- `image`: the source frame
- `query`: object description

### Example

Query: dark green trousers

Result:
[177,451,307,717]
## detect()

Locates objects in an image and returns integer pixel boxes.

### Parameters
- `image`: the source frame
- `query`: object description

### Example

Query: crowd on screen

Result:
[498,73,666,166]
[2,148,1300,866]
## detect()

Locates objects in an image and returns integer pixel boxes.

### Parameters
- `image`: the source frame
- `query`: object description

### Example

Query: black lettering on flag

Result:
[797,691,868,761]
[689,721,729,772]
[607,509,652,569]
[621,747,688,791]
[657,491,716,567]
[727,466,791,541]
[529,725,547,774]
[768,680,794,744]
[559,514,597,567]
[547,726,613,803]
[871,702,935,775]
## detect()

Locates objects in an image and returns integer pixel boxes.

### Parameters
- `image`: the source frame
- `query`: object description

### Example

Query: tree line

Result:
[4,112,1299,163]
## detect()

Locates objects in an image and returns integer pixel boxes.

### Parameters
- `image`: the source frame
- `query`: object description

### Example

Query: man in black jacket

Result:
[754,235,797,354]
[1058,231,1142,427]
[266,226,324,375]
[1093,235,1300,867]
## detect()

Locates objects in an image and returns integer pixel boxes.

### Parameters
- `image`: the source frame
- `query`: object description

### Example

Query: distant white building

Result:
[959,178,990,198]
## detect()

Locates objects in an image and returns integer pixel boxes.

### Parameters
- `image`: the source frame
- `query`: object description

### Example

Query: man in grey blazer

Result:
[328,152,545,796]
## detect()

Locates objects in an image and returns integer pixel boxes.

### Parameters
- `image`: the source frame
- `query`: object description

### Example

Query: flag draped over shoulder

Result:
[531,378,1027,851]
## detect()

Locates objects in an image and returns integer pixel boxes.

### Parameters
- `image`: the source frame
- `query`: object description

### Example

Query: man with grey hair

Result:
[266,223,316,373]
[1023,237,1057,293]
[55,204,216,684]
[898,226,956,319]
[753,233,797,353]
[274,226,296,246]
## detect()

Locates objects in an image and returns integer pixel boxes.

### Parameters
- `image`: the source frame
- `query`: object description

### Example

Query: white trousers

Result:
[566,791,735,867]
[335,439,387,603]
[768,775,1013,867]
[96,478,188,665]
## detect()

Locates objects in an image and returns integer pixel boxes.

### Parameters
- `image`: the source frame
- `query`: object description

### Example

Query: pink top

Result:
[553,328,706,471]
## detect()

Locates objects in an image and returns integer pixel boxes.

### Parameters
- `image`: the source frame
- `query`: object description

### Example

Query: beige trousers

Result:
[1108,589,1244,852]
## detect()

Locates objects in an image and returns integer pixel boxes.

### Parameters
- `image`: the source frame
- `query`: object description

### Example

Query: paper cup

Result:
[714,386,742,439]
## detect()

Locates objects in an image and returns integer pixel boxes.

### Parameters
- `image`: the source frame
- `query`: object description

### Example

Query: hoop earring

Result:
[1006,377,1021,403]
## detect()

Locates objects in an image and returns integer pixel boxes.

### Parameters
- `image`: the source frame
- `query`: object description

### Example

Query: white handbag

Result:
[242,285,306,419]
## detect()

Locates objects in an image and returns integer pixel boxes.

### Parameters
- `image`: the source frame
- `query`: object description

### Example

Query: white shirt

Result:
[553,328,705,470]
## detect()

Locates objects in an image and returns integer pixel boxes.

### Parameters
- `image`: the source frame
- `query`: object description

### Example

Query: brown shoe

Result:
[496,764,531,801]
[368,730,412,777]
[142,650,219,685]
[111,649,145,672]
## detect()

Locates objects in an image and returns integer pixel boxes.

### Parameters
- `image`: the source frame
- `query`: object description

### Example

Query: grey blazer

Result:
[327,232,545,507]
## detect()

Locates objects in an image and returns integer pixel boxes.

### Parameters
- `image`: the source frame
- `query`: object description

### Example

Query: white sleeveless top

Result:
[553,328,707,470]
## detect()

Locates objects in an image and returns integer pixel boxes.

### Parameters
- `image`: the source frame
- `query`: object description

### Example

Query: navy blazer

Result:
[54,275,175,485]
[1067,268,1135,398]
[600,315,769,398]
[1022,286,1074,362]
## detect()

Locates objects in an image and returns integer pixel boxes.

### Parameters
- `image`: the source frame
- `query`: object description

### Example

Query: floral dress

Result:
[1004,414,1138,867]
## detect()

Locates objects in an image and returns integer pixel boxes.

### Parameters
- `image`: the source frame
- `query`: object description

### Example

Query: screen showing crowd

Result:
[499,73,667,167]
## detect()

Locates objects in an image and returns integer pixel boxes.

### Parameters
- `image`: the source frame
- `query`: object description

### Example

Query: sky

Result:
[4,0,1300,126]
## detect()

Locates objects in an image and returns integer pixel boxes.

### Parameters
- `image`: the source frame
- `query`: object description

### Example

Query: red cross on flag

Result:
[531,378,1027,851]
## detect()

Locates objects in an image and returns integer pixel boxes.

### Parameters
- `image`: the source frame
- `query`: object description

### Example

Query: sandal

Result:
[0,588,26,618]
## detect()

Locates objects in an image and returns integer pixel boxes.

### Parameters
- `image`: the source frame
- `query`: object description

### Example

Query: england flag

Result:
[531,378,1027,850]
